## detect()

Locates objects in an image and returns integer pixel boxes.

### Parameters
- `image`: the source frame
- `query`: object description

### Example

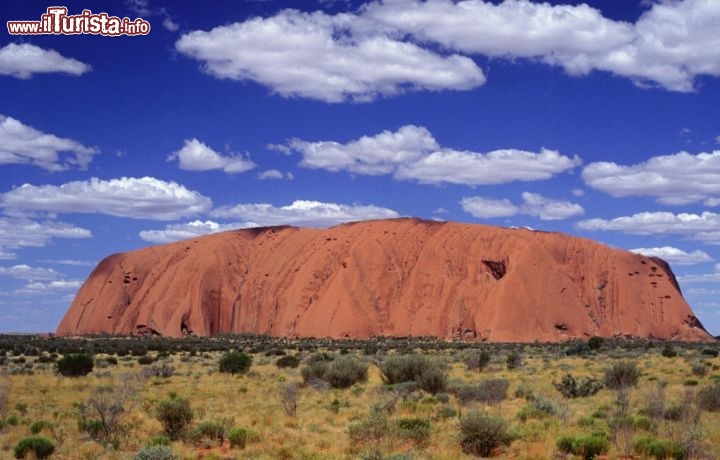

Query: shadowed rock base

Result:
[57,218,713,342]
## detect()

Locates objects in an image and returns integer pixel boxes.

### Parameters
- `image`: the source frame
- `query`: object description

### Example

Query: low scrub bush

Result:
[142,363,174,378]
[326,355,368,389]
[218,351,252,375]
[661,345,677,358]
[156,396,193,440]
[145,434,171,447]
[301,355,367,389]
[280,381,299,416]
[553,374,603,398]
[604,361,640,390]
[392,417,431,446]
[13,435,55,459]
[463,349,491,372]
[556,433,609,460]
[348,410,389,446]
[435,405,457,420]
[189,419,226,445]
[227,426,259,449]
[30,420,52,434]
[588,336,604,351]
[379,354,447,394]
[517,395,566,422]
[506,351,523,369]
[227,427,248,449]
[697,382,720,412]
[133,446,179,460]
[691,362,708,377]
[459,411,512,457]
[0,383,9,417]
[137,355,155,365]
[276,355,300,369]
[453,379,509,405]
[56,353,94,377]
[701,348,718,358]
[634,435,685,460]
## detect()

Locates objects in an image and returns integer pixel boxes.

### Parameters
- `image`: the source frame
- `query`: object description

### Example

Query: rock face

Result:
[57,218,712,342]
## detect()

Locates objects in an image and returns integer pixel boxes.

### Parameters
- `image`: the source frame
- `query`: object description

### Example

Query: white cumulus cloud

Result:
[16,279,82,295]
[678,265,720,283]
[168,139,255,174]
[520,192,585,220]
[0,114,98,171]
[630,246,713,265]
[290,125,580,185]
[460,196,518,219]
[461,193,583,220]
[211,200,399,227]
[175,9,485,102]
[0,43,90,79]
[577,211,720,244]
[363,0,720,93]
[0,264,61,281]
[162,18,179,32]
[583,150,720,205]
[139,220,257,244]
[1,177,212,220]
[0,217,91,251]
[258,169,293,180]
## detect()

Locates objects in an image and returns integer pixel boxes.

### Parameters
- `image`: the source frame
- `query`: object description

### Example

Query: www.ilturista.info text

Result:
[7,7,150,36]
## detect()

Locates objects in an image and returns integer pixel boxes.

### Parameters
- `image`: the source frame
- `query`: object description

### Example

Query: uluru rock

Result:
[57,218,712,342]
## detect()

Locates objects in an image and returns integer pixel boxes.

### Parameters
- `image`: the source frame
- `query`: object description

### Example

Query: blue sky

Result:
[1,0,720,336]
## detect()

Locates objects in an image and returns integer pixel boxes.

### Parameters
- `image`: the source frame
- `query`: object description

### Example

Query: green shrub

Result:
[300,355,367,389]
[556,433,609,460]
[137,355,155,365]
[13,435,55,459]
[379,354,447,394]
[56,353,94,377]
[553,374,603,398]
[145,434,171,447]
[459,411,512,457]
[661,345,677,358]
[435,406,457,420]
[392,417,431,446]
[416,362,447,394]
[635,435,685,460]
[190,419,226,445]
[227,427,248,449]
[464,349,491,372]
[517,395,564,421]
[348,410,389,446]
[691,362,708,377]
[77,418,104,439]
[604,361,640,390]
[156,396,193,440]
[587,336,604,351]
[453,379,509,405]
[30,420,52,435]
[133,446,179,460]
[301,360,328,384]
[697,382,720,412]
[276,355,300,369]
[506,351,523,369]
[325,355,368,389]
[701,348,719,358]
[218,351,252,375]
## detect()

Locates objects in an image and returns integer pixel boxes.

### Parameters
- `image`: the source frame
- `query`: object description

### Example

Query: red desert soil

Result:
[57,218,712,342]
